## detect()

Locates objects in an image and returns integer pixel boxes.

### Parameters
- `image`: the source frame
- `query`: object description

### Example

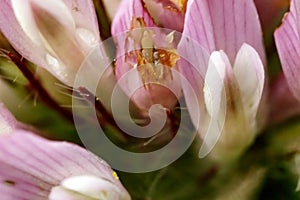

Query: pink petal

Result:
[111,0,156,74]
[0,0,47,72]
[177,38,210,127]
[0,130,130,199]
[60,0,100,40]
[275,0,300,102]
[182,0,265,64]
[111,0,156,35]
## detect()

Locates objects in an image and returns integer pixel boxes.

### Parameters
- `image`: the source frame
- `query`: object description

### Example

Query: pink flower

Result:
[178,0,266,160]
[111,0,182,112]
[0,103,131,200]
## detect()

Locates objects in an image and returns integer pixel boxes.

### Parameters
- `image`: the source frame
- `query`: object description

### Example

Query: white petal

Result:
[30,0,75,30]
[233,43,265,129]
[57,175,127,200]
[11,0,42,45]
[204,51,227,118]
[200,51,228,158]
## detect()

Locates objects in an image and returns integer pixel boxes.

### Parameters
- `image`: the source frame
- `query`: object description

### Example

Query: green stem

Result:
[7,52,74,123]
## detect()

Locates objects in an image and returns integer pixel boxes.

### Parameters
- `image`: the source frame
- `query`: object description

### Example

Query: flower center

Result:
[125,17,180,86]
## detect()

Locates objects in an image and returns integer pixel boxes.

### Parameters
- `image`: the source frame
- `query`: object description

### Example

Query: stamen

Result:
[125,17,180,86]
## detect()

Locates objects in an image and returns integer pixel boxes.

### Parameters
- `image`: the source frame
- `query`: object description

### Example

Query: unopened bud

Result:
[49,175,131,200]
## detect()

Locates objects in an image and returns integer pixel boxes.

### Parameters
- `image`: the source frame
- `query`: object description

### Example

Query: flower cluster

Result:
[0,0,300,199]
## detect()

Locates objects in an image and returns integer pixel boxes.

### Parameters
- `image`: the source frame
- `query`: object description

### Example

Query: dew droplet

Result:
[46,54,68,80]
[76,28,97,47]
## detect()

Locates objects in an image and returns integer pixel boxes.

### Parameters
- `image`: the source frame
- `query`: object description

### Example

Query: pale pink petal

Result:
[275,0,300,101]
[0,103,17,135]
[0,130,130,199]
[177,37,210,127]
[60,0,100,40]
[0,0,48,71]
[111,0,156,35]
[111,0,157,75]
[182,0,265,64]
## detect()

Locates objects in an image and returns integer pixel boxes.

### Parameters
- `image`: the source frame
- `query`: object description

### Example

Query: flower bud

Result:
[0,0,101,85]
[202,44,265,160]
[49,175,130,200]
[178,0,266,161]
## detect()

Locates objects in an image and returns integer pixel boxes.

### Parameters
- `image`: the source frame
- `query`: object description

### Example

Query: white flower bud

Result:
[49,175,131,200]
